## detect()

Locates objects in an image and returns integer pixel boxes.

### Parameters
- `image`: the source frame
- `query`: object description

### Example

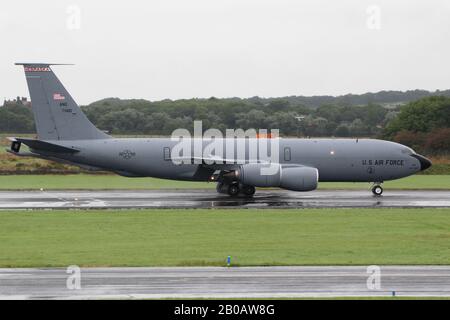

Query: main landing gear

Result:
[227,183,240,196]
[217,181,256,197]
[371,184,383,196]
[241,184,256,197]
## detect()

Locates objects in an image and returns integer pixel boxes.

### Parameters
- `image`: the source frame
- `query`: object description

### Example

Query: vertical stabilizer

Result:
[16,63,110,140]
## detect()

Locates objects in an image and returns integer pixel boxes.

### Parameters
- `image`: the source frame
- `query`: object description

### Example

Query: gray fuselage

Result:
[50,137,427,183]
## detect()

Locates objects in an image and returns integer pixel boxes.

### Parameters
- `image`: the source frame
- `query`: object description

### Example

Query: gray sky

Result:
[1,0,450,104]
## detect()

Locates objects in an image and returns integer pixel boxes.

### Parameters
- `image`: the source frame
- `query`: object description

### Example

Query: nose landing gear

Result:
[371,184,383,196]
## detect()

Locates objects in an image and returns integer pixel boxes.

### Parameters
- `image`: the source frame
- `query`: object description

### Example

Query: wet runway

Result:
[0,189,449,209]
[1,266,449,299]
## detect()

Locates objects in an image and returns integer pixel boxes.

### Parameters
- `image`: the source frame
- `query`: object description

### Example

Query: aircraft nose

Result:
[411,154,432,171]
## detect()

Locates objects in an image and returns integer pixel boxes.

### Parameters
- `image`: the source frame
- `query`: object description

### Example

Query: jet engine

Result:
[237,164,318,191]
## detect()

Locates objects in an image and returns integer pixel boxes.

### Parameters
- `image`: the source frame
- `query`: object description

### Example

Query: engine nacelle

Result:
[237,164,319,191]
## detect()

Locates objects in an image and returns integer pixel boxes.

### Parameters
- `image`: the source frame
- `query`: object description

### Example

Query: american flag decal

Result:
[53,93,65,100]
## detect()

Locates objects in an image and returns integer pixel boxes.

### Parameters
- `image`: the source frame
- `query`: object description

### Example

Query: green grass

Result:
[0,208,449,267]
[0,174,448,190]
[0,174,213,190]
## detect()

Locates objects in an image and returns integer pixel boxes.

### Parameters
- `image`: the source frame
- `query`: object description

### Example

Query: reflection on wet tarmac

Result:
[0,189,449,209]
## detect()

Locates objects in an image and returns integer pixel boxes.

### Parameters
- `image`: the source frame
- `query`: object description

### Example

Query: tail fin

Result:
[16,63,110,140]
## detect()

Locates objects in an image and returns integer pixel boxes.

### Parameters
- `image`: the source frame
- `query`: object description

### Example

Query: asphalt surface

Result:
[0,189,449,209]
[0,266,449,299]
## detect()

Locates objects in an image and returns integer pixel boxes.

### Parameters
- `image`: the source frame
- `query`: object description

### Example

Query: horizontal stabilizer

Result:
[8,137,79,154]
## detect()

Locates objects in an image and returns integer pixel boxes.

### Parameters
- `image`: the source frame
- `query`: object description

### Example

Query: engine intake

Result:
[238,164,318,191]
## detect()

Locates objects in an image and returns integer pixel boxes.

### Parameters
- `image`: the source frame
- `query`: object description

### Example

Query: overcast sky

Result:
[1,0,450,104]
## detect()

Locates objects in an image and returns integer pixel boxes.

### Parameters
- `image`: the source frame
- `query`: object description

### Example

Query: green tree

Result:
[384,96,450,138]
[0,104,35,133]
[334,124,350,137]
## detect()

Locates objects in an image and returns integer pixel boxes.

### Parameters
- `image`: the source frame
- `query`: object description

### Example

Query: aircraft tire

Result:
[242,185,256,197]
[372,185,383,196]
[228,183,240,197]
[216,182,224,193]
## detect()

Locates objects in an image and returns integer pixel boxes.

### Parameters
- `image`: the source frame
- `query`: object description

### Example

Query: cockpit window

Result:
[401,147,414,155]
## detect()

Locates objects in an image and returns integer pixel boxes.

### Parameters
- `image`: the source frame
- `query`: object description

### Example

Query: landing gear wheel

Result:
[242,185,256,197]
[372,185,383,196]
[228,183,240,197]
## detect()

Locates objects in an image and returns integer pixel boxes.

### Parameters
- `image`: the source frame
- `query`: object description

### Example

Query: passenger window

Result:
[163,147,171,161]
[284,147,291,161]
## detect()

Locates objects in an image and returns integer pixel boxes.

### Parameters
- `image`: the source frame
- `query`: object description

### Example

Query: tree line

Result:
[83,97,390,138]
[1,94,449,154]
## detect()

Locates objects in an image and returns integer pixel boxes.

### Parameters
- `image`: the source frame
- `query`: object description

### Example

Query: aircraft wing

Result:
[171,155,271,166]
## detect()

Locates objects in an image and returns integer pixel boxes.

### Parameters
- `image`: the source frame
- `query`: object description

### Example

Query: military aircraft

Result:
[8,63,431,197]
